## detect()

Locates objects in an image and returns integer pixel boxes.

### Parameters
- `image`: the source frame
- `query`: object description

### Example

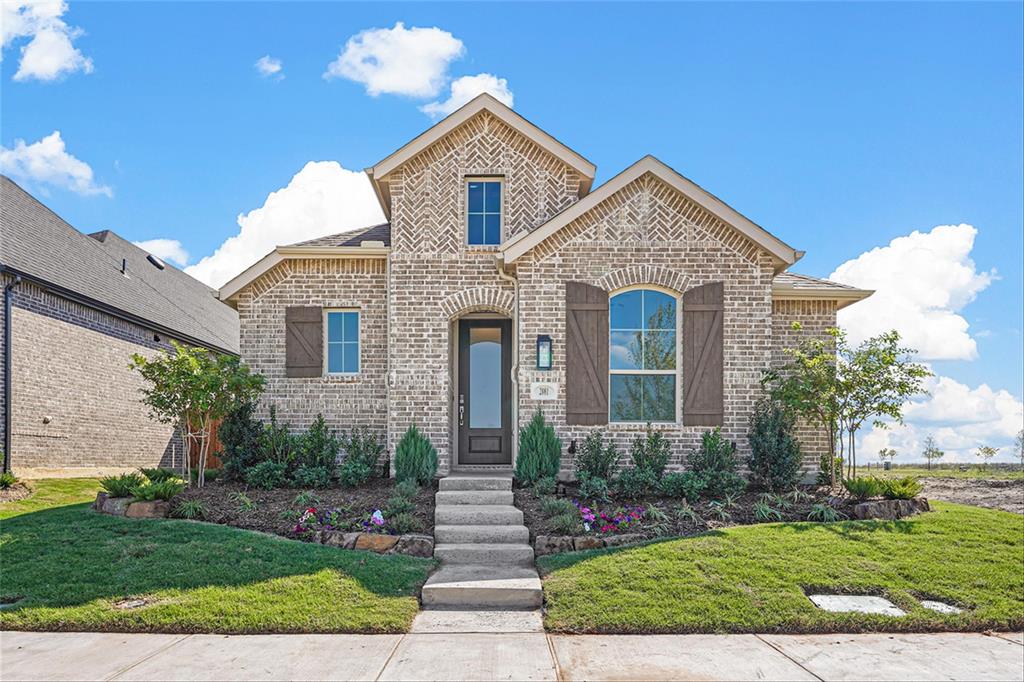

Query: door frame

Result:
[454,316,512,467]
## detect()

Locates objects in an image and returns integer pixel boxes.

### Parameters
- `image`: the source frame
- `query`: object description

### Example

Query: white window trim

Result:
[608,286,681,424]
[465,176,505,247]
[323,308,361,377]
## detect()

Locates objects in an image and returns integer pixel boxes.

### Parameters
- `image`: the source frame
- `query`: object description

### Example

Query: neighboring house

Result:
[220,94,871,476]
[1,176,239,477]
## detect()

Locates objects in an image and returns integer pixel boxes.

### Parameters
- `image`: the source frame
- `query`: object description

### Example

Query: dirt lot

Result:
[916,477,1024,514]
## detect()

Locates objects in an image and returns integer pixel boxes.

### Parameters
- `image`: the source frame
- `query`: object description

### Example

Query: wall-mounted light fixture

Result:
[536,334,553,370]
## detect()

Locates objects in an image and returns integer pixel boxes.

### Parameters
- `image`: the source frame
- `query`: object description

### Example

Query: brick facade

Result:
[2,275,184,476]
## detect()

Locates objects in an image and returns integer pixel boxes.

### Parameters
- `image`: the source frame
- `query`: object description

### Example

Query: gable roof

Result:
[772,271,873,309]
[0,175,239,353]
[290,222,391,248]
[500,155,801,271]
[365,93,596,219]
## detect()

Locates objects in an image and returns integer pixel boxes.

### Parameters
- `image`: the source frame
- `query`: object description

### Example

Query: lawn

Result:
[538,501,1024,634]
[0,479,435,634]
[865,466,1024,480]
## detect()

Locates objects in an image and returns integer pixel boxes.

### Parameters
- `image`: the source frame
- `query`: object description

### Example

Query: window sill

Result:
[608,421,679,430]
[464,245,502,253]
[322,374,361,383]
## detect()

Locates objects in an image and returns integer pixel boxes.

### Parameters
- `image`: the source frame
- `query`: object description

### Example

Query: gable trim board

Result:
[365,93,596,219]
[501,155,801,272]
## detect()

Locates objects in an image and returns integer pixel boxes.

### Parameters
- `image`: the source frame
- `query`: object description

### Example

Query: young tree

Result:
[131,342,264,487]
[878,447,897,466]
[1015,429,1024,470]
[975,445,999,470]
[922,436,944,471]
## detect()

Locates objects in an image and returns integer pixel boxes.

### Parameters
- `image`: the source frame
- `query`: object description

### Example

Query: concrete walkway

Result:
[3,630,1022,681]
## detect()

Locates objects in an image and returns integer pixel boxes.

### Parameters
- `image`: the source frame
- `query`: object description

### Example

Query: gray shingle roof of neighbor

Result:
[287,222,391,248]
[772,272,861,291]
[0,175,239,354]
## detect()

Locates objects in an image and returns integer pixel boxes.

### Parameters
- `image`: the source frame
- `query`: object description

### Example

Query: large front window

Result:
[325,310,359,374]
[466,178,502,246]
[609,289,677,422]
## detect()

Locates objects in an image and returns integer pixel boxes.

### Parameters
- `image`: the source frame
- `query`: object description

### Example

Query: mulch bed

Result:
[0,483,33,504]
[515,484,855,542]
[175,478,436,540]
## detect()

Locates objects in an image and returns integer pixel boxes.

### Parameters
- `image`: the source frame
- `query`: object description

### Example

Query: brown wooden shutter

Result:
[565,282,609,425]
[683,282,724,426]
[285,306,322,378]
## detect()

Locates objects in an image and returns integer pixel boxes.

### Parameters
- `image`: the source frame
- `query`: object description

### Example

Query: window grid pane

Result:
[609,289,677,422]
[327,311,359,373]
[467,180,501,245]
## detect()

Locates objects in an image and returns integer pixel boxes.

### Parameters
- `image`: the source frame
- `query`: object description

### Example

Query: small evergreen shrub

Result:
[515,409,562,485]
[817,453,844,486]
[746,397,803,492]
[394,479,420,499]
[172,499,207,520]
[295,414,340,473]
[659,471,706,502]
[533,475,557,496]
[540,496,576,518]
[394,424,438,485]
[842,476,884,501]
[386,494,417,516]
[577,474,610,502]
[0,472,19,489]
[614,467,659,498]
[245,460,288,490]
[574,430,619,481]
[688,428,747,499]
[130,479,185,501]
[189,468,220,484]
[218,399,265,480]
[549,512,581,535]
[343,427,386,475]
[882,476,923,500]
[389,512,424,534]
[630,425,671,480]
[261,406,296,468]
[100,473,145,498]
[291,464,332,489]
[337,459,373,488]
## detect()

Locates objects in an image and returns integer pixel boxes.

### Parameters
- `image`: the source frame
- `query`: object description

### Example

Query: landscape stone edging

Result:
[535,533,645,556]
[93,492,169,519]
[320,529,434,557]
[852,497,930,520]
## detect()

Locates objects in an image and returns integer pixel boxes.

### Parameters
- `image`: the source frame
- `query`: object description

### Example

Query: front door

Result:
[458,319,512,465]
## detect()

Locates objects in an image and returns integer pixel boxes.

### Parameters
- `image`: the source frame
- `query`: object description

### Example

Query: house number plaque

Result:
[530,381,558,400]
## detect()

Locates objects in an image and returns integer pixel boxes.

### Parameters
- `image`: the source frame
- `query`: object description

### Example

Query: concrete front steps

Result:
[425,473,541,610]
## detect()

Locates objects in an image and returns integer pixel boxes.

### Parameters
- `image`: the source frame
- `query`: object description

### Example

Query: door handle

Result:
[459,394,465,426]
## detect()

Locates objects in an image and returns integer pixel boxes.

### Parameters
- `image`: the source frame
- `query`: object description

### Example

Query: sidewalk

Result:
[3,630,1022,681]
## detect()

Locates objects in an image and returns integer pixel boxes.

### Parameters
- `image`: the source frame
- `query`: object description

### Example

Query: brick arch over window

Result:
[439,287,515,320]
[597,265,689,296]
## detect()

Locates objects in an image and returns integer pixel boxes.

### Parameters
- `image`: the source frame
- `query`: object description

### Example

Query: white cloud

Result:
[0,130,111,197]
[185,161,385,288]
[323,22,464,97]
[2,1,93,82]
[831,224,996,360]
[860,373,1023,464]
[420,73,514,118]
[254,54,283,79]
[133,239,190,268]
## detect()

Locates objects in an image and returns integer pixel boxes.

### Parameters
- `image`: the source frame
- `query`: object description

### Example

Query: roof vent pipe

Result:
[121,258,128,276]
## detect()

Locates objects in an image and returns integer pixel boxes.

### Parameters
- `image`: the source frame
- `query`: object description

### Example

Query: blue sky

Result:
[3,1,1022,461]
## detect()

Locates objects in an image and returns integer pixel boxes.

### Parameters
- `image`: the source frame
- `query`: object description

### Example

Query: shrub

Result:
[394,479,420,500]
[540,496,576,518]
[219,399,264,481]
[842,476,884,501]
[343,427,385,474]
[533,475,556,496]
[389,512,424,534]
[0,472,18,489]
[100,473,145,498]
[614,467,659,499]
[141,467,178,483]
[630,426,671,480]
[747,397,803,492]
[386,495,417,516]
[577,474,610,502]
[337,459,373,488]
[262,406,297,468]
[549,512,581,535]
[689,428,746,499]
[189,468,220,484]
[574,430,619,481]
[882,476,923,500]
[807,503,846,522]
[659,471,706,502]
[290,464,332,489]
[515,409,562,485]
[130,479,185,501]
[394,424,438,485]
[172,499,207,520]
[817,453,844,486]
[245,460,288,490]
[295,414,341,473]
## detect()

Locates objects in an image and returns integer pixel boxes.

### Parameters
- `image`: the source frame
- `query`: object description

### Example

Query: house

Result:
[0,176,239,477]
[219,94,871,476]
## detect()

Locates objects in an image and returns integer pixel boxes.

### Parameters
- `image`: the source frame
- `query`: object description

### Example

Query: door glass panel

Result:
[469,326,502,429]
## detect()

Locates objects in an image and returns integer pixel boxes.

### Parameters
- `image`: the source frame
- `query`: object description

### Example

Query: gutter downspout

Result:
[495,255,519,467]
[3,273,21,474]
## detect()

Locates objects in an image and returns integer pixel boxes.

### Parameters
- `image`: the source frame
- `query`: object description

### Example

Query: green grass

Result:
[866,466,1024,480]
[0,479,434,633]
[538,502,1024,634]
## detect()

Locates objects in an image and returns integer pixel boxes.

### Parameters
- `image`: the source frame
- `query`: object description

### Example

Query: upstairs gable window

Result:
[466,178,502,246]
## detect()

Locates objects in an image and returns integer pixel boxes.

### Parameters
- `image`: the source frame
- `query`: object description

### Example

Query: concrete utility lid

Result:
[808,594,906,616]
[921,600,964,614]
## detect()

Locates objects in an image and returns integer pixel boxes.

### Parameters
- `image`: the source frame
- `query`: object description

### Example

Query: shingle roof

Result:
[0,175,239,353]
[772,271,873,310]
[287,223,391,248]
[772,272,860,292]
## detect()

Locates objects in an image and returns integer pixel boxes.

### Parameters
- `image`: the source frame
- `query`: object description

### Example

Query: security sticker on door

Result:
[530,381,559,400]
